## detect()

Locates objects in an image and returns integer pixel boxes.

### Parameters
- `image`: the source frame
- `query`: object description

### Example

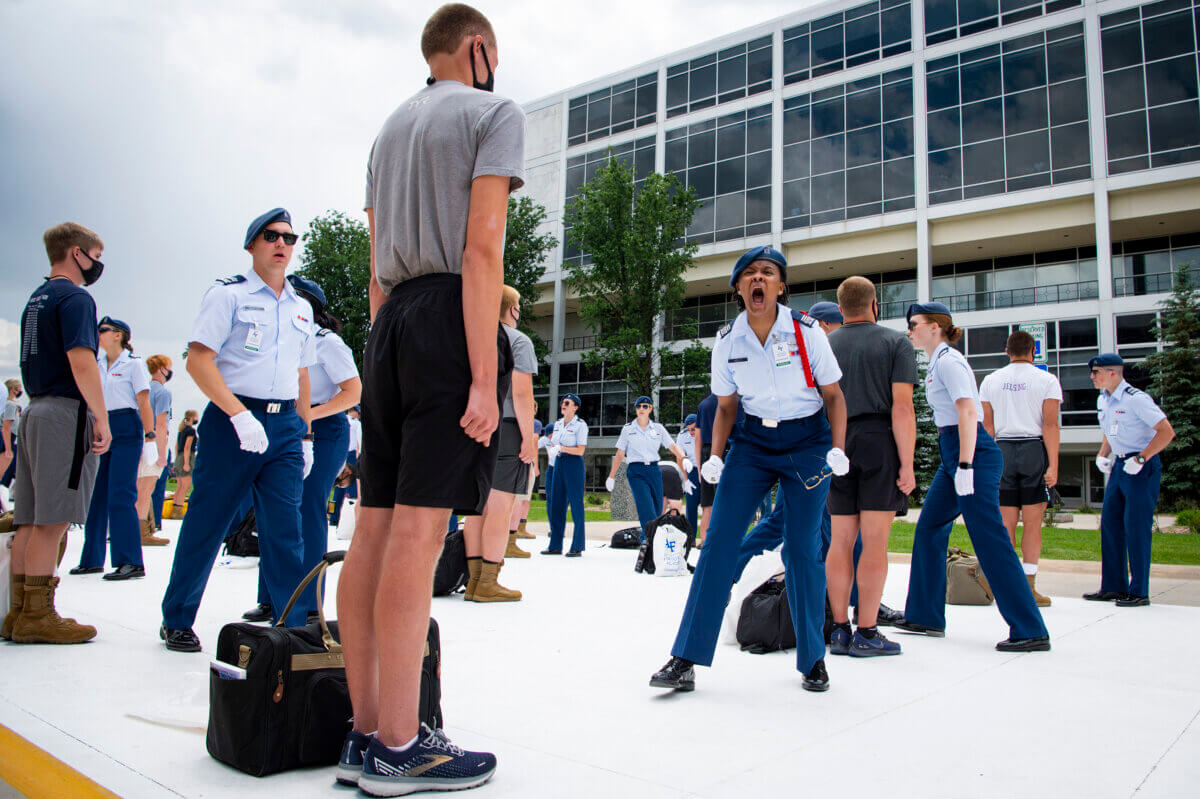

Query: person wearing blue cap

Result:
[1085,353,1174,606]
[895,302,1049,651]
[651,244,850,694]
[544,394,588,555]
[159,207,317,652]
[675,413,701,533]
[72,315,157,581]
[807,300,844,333]
[242,274,361,622]
[605,396,692,542]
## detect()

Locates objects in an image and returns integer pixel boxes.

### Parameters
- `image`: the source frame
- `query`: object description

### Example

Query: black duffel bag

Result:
[736,576,796,655]
[207,551,443,776]
[433,528,469,596]
[610,527,641,549]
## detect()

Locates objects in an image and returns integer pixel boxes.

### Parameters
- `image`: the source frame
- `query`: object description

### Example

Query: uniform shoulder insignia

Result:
[717,322,733,338]
[1123,385,1139,396]
[790,309,816,327]
[215,275,246,286]
[316,328,330,337]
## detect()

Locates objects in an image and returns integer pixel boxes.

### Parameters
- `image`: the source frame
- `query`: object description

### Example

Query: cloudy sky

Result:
[0,0,812,417]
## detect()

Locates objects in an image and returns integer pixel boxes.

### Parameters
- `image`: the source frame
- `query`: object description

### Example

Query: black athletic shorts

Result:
[660,463,683,501]
[699,443,717,506]
[997,439,1050,507]
[492,419,529,495]
[827,416,909,515]
[359,274,513,515]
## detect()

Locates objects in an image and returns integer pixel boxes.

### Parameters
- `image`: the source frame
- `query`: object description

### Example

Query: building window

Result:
[567,73,658,147]
[1101,1,1200,175]
[563,136,656,266]
[555,360,640,438]
[926,22,1091,205]
[932,246,1099,311]
[1115,311,1164,391]
[1112,232,1200,297]
[664,294,740,341]
[782,68,915,229]
[665,105,773,245]
[783,0,912,85]
[666,36,772,119]
[924,0,1082,47]
[658,351,712,428]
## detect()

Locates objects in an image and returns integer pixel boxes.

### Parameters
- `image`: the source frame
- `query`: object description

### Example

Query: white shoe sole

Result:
[358,768,495,796]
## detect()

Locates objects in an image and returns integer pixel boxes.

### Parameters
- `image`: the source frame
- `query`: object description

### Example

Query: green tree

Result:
[1144,261,1200,508]
[504,195,557,377]
[910,357,940,505]
[295,211,371,371]
[564,155,699,399]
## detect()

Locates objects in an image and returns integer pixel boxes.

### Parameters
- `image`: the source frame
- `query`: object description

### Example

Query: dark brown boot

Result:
[0,573,24,640]
[473,561,521,602]
[505,532,531,559]
[12,576,97,644]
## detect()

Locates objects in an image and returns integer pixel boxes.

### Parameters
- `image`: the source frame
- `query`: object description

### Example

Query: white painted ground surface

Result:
[2,520,1198,799]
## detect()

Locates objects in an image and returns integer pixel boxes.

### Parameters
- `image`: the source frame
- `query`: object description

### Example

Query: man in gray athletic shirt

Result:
[337,4,525,794]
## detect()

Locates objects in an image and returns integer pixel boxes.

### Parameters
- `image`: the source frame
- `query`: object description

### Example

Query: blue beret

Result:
[561,393,581,406]
[1088,353,1124,368]
[808,301,843,323]
[286,274,326,311]
[244,207,291,249]
[730,245,787,287]
[534,419,543,436]
[634,395,653,406]
[98,315,131,337]
[684,413,697,426]
[905,301,953,323]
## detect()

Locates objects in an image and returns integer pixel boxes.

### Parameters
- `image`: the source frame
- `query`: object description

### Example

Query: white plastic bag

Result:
[653,524,688,577]
[335,499,357,541]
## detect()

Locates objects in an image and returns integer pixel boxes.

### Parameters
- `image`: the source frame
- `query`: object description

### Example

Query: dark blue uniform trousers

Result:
[673,414,832,675]
[684,466,699,533]
[543,463,555,518]
[1100,454,1161,598]
[162,403,308,629]
[904,425,1047,640]
[548,453,586,552]
[626,461,664,542]
[151,460,170,527]
[257,414,348,609]
[329,450,358,524]
[80,409,143,569]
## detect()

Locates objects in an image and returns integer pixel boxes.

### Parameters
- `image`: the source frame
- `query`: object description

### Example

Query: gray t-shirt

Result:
[502,324,537,419]
[2,399,20,435]
[827,322,918,419]
[365,81,527,294]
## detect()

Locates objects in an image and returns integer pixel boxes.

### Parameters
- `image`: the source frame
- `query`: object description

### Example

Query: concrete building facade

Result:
[518,0,1200,504]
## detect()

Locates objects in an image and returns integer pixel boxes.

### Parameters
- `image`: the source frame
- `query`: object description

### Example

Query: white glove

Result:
[954,467,974,496]
[701,455,724,484]
[1123,457,1144,475]
[302,439,314,478]
[1095,455,1115,475]
[683,457,694,474]
[826,447,850,477]
[230,411,269,454]
[141,440,159,467]
[547,445,560,461]
[683,479,696,496]
[605,476,615,492]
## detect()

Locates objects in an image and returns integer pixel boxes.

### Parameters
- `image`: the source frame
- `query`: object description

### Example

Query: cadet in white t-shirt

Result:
[979,330,1063,606]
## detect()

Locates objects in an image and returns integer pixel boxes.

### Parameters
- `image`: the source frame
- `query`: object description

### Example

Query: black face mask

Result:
[471,43,494,92]
[13,391,21,399]
[73,248,104,286]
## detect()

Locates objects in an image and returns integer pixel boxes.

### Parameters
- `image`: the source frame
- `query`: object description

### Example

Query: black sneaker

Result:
[242,603,273,622]
[849,629,902,657]
[335,729,371,786]
[892,618,946,637]
[802,659,830,692]
[358,724,496,797]
[649,657,695,691]
[828,626,852,656]
[159,625,201,652]
[995,635,1051,652]
[1115,594,1150,607]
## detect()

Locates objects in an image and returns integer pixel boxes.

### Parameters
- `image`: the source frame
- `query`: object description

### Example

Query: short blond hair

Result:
[501,285,521,317]
[836,276,877,316]
[43,222,103,265]
[4,379,20,394]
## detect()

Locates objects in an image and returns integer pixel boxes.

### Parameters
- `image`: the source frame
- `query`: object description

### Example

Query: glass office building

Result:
[519,0,1200,502]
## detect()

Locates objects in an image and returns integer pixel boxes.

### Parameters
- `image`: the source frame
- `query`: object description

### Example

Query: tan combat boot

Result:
[472,561,521,603]
[141,517,169,547]
[505,532,531,559]
[1027,574,1052,607]
[0,573,24,640]
[515,519,534,540]
[12,576,97,644]
[464,558,482,602]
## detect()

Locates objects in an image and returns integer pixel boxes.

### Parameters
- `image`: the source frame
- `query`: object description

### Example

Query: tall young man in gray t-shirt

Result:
[337,5,525,794]
[825,276,918,658]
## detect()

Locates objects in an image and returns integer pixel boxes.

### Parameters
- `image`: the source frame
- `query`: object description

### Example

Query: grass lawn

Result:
[525,500,609,523]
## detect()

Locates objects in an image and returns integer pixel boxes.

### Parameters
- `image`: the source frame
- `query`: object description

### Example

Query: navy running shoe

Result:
[359,724,496,797]
[829,626,852,656]
[336,729,371,786]
[849,629,901,657]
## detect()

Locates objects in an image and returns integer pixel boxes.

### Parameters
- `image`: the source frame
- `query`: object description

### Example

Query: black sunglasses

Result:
[98,325,117,334]
[262,230,299,245]
[636,403,652,409]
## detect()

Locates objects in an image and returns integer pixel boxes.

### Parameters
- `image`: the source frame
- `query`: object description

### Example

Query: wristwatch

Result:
[144,432,156,440]
[958,461,972,469]
[1135,455,1146,464]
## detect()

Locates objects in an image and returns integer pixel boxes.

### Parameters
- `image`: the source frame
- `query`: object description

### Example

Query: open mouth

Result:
[749,285,766,308]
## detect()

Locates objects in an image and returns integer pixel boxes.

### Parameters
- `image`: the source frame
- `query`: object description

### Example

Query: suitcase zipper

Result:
[273,669,284,703]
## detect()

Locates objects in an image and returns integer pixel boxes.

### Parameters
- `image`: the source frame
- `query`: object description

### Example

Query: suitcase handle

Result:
[275,550,347,654]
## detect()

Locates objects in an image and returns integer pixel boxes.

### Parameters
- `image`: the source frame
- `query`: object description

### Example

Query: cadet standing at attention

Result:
[159,207,316,652]
[1085,354,1174,607]
[651,245,849,694]
[604,396,692,542]
[543,394,588,556]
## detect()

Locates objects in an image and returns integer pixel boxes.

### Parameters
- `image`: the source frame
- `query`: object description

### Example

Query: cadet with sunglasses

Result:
[159,207,317,653]
[544,394,588,555]
[651,245,849,694]
[605,396,692,542]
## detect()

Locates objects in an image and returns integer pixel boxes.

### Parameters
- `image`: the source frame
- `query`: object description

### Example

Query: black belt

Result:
[236,396,296,414]
[627,460,657,466]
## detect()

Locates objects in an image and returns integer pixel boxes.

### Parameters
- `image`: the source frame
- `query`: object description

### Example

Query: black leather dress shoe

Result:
[996,635,1051,652]
[565,550,583,557]
[242,603,273,622]
[802,659,830,693]
[69,566,103,575]
[160,625,201,652]
[892,618,946,637]
[649,657,695,691]
[1115,594,1150,607]
[103,564,145,581]
[540,548,563,555]
[853,603,905,627]
[1082,589,1123,602]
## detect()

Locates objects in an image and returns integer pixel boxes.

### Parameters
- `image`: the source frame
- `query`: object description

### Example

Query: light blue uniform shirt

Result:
[675,428,696,465]
[550,416,588,448]
[98,349,150,411]
[149,381,172,420]
[925,342,983,427]
[616,420,674,464]
[308,330,359,405]
[1098,379,1167,457]
[710,303,842,422]
[189,269,318,400]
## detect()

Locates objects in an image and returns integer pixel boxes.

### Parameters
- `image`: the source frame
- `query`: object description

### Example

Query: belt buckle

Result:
[266,402,281,414]
[761,418,778,428]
